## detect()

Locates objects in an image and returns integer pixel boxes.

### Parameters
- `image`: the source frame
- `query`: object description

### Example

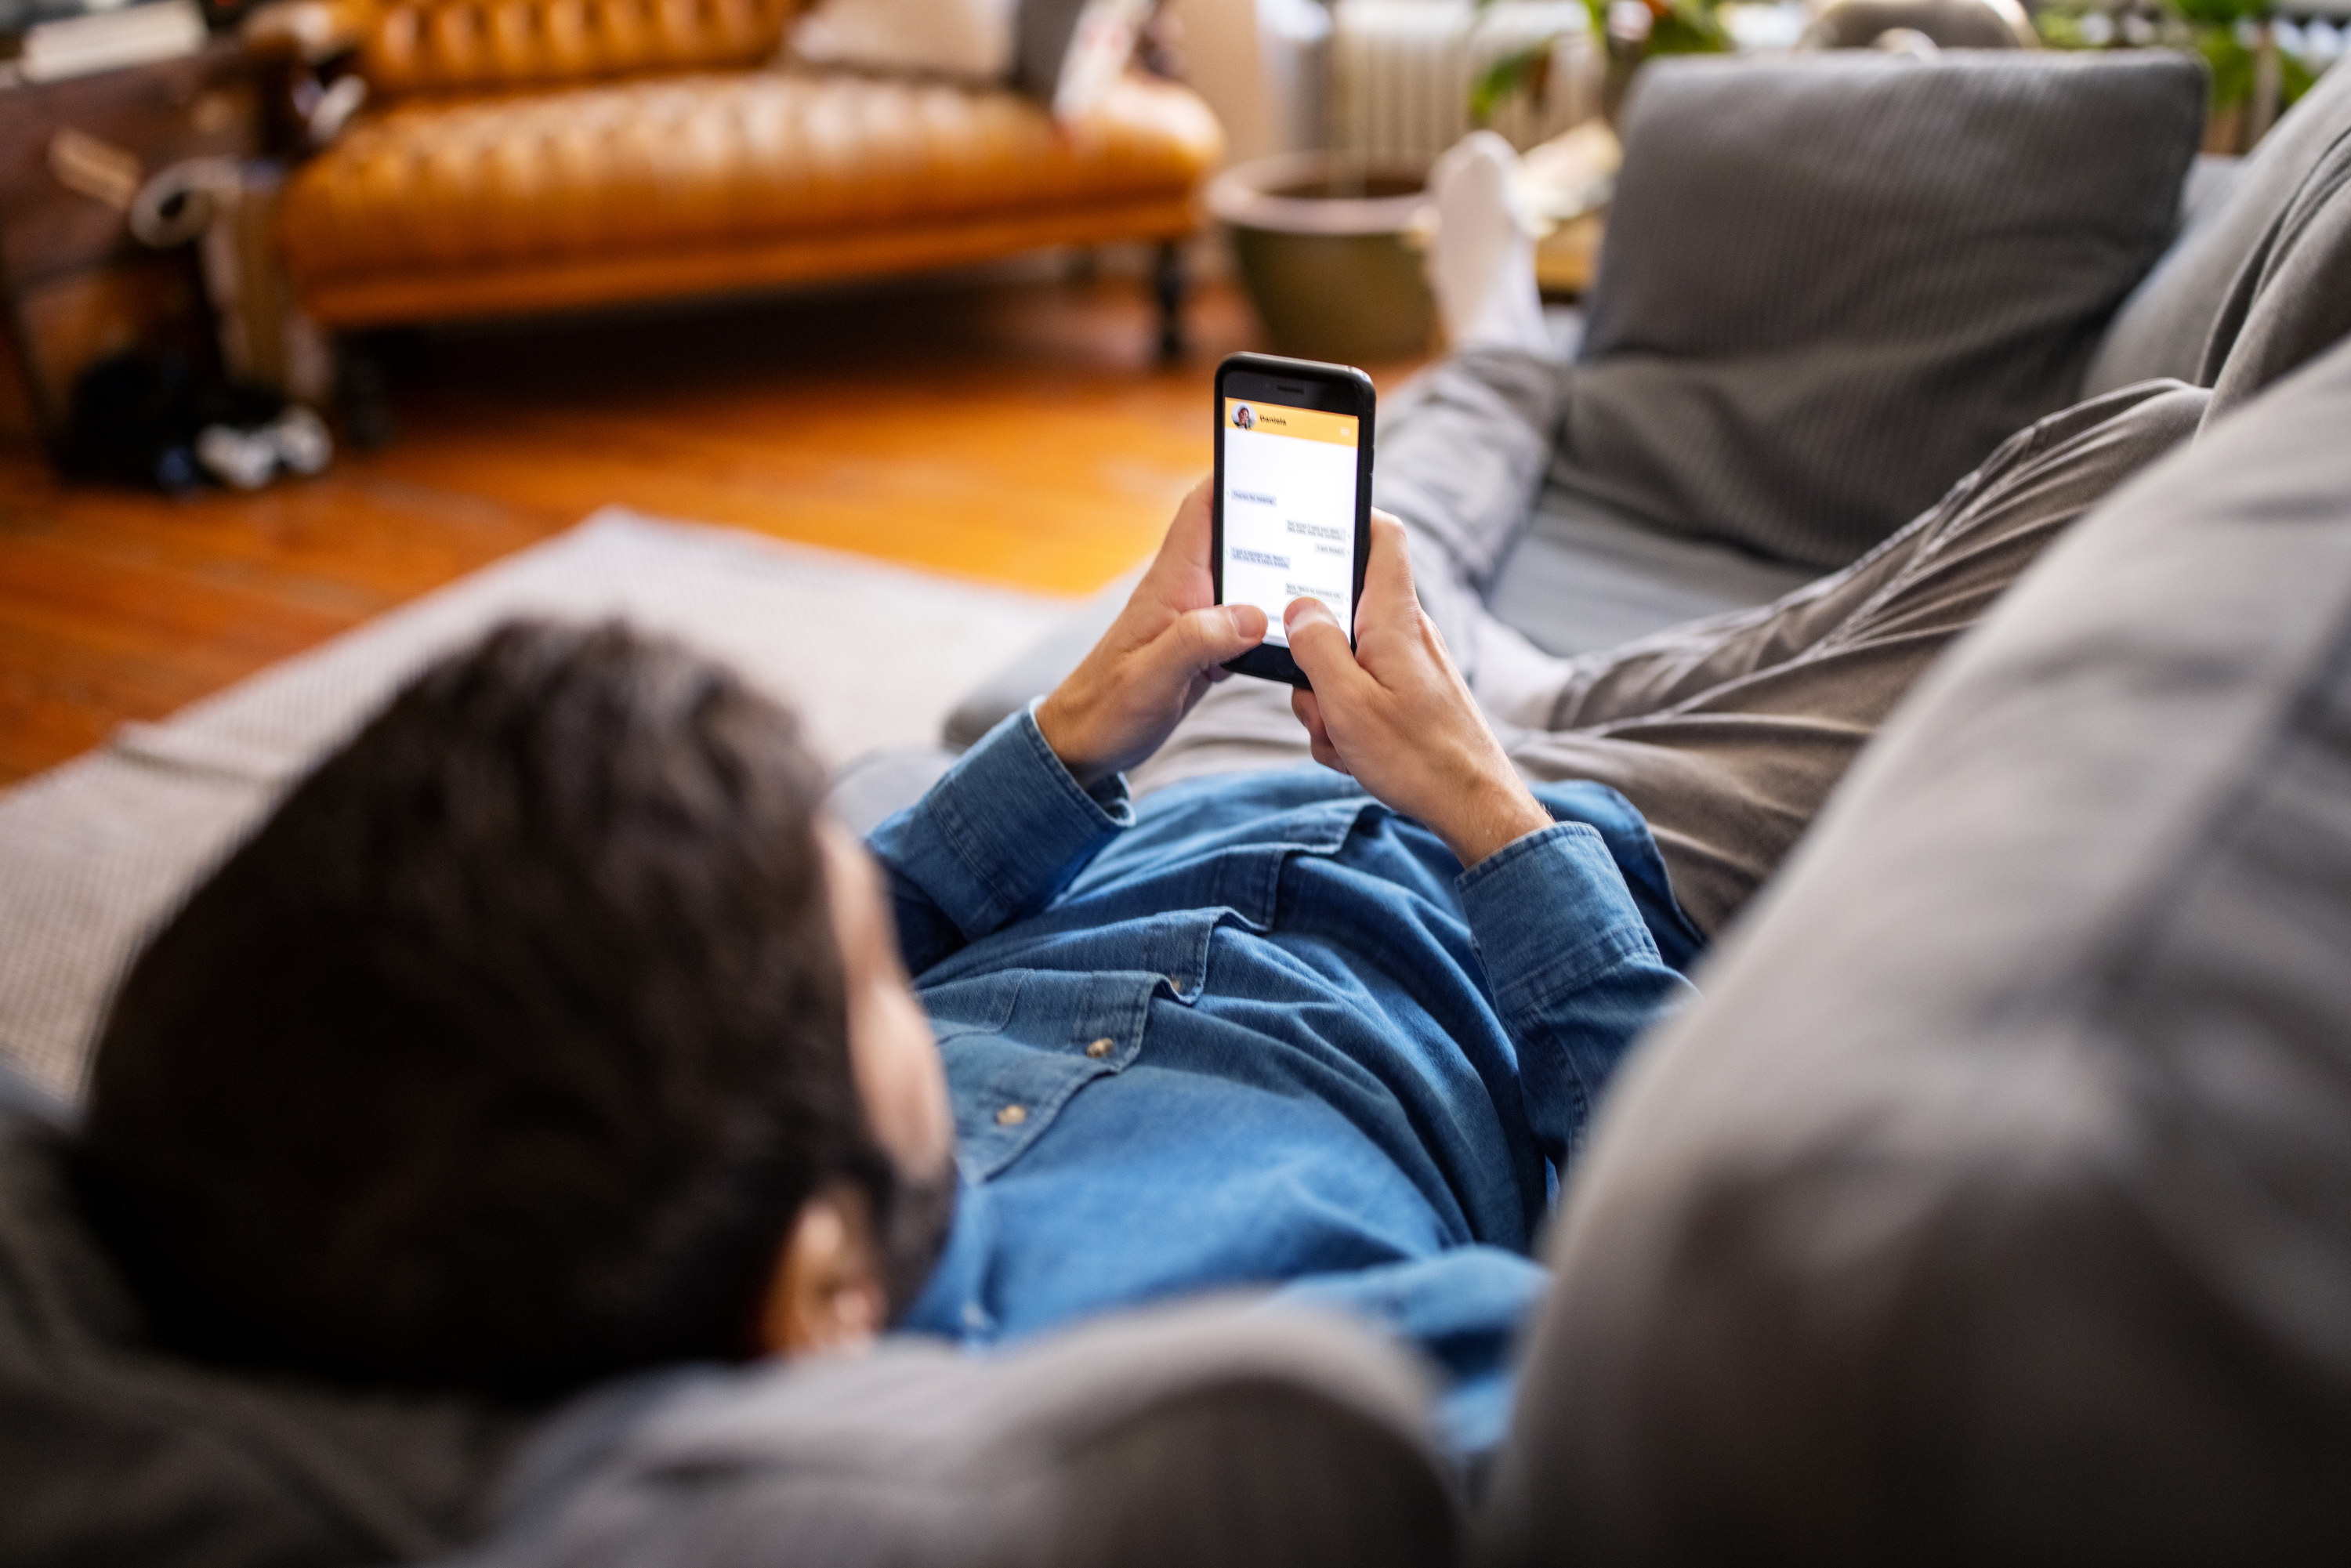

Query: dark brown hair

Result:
[77,620,876,1396]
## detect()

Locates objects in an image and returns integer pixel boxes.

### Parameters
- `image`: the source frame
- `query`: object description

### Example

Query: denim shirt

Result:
[875,708,1702,1458]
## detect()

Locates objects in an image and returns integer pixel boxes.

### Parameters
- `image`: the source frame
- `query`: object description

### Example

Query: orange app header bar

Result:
[1226,398,1359,447]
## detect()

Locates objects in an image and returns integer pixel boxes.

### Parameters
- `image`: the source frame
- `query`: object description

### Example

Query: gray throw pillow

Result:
[1557,51,2205,570]
[1487,335,2351,1562]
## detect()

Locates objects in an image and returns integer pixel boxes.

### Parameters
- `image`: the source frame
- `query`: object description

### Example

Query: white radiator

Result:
[1329,0,1602,165]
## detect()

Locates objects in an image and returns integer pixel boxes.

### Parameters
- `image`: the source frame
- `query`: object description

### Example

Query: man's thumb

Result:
[1166,603,1267,671]
[1284,597,1362,694]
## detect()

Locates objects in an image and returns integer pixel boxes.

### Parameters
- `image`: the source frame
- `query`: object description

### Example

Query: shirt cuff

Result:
[881,703,1133,937]
[1458,820,1662,1016]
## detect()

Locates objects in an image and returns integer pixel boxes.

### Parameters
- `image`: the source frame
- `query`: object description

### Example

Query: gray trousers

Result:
[1135,351,2209,938]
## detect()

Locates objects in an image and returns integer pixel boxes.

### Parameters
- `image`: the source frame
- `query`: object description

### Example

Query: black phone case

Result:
[1209,351,1378,691]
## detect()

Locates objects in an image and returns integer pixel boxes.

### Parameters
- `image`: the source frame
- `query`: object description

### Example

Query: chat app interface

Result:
[1220,397,1360,649]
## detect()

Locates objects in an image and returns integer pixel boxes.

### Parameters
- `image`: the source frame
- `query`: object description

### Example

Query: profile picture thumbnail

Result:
[1233,404,1255,429]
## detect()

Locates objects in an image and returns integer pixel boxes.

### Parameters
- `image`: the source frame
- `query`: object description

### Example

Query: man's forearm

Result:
[1412,737,1556,870]
[1030,482,1270,789]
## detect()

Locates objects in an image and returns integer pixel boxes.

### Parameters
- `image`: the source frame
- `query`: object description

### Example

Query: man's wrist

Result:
[1443,780,1555,871]
[1034,683,1111,790]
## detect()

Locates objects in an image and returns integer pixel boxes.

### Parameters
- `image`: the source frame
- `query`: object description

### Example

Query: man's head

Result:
[75,621,953,1396]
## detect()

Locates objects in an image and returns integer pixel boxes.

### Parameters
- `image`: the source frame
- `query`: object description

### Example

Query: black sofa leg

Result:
[335,330,398,451]
[1153,240,1187,364]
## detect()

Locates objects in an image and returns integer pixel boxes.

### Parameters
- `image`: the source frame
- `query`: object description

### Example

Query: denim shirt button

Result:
[995,1103,1028,1128]
[1164,974,1185,996]
[1085,1037,1114,1059]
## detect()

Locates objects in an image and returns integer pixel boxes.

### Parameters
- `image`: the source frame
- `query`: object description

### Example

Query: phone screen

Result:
[1219,396,1362,649]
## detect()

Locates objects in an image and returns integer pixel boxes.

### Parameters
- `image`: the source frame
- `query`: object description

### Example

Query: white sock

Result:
[1428,131,1549,357]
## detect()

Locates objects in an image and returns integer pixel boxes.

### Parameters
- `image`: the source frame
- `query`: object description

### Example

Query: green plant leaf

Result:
[1474,0,1726,121]
[2196,20,2253,106]
[1470,38,1561,122]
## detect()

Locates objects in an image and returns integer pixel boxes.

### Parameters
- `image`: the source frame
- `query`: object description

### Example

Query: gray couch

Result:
[1487,317,2351,1568]
[1473,48,2351,1563]
[12,45,2351,1568]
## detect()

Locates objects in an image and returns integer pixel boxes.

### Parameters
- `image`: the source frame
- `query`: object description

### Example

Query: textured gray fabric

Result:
[0,1098,534,1568]
[2083,59,2351,397]
[826,744,959,835]
[1488,334,2351,1565]
[1561,52,2206,570]
[1488,494,1819,659]
[1378,349,1569,602]
[2179,152,2247,232]
[2201,109,2351,421]
[453,1303,1455,1568]
[941,567,1139,750]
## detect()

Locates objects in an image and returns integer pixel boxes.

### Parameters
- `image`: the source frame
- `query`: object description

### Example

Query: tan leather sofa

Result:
[245,0,1223,360]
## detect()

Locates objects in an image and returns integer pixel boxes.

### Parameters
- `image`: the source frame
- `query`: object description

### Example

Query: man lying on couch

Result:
[60,74,2238,1566]
[49,41,2351,1560]
[72,310,2202,1515]
[74,498,1702,1463]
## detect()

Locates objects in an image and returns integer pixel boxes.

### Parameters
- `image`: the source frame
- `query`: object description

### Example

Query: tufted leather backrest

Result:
[356,0,798,96]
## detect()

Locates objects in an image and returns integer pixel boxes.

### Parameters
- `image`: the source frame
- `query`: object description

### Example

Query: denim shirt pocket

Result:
[1200,797,1388,930]
[935,969,1164,1182]
[922,971,1029,1041]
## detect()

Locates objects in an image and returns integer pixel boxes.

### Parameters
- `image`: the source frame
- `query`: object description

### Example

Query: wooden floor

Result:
[0,273,1425,786]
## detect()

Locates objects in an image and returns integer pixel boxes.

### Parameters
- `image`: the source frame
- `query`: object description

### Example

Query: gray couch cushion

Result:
[2179,150,2248,232]
[826,744,959,836]
[0,1081,532,1568]
[2085,56,2351,397]
[1559,51,2205,571]
[1487,332,2351,1562]
[1488,488,1818,659]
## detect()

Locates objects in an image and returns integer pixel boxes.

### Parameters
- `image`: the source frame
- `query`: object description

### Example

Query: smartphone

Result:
[1211,351,1376,690]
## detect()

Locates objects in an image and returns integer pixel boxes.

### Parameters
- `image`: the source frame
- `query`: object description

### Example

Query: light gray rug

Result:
[0,508,1070,1100]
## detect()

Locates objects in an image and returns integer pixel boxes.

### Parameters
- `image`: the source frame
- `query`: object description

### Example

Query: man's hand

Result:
[1036,482,1270,788]
[1286,513,1553,870]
